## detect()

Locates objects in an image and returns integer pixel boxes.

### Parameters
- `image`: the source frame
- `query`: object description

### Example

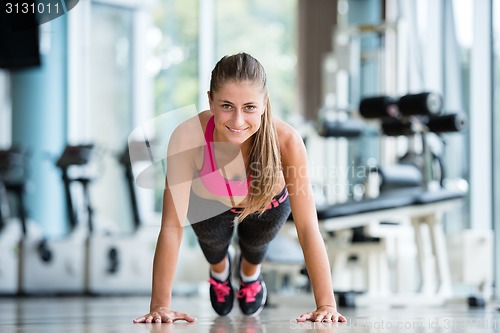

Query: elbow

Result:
[158,223,184,242]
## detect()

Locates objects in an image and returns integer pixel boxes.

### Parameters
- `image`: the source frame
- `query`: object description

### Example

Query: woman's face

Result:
[208,80,267,146]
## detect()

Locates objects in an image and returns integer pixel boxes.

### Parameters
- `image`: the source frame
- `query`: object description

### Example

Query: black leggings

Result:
[187,186,291,265]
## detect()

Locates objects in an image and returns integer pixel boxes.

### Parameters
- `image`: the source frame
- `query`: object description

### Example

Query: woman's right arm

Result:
[133,180,196,323]
[150,185,184,309]
[134,120,201,324]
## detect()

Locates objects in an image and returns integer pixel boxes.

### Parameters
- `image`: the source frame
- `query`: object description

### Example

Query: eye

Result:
[221,104,233,110]
[245,105,256,111]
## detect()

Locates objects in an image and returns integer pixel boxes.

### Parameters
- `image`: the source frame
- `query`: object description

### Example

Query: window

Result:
[150,0,199,116]
[150,0,297,118]
[88,3,135,231]
[214,0,297,119]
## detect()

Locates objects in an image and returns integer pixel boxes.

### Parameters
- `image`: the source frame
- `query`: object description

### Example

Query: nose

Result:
[232,110,246,127]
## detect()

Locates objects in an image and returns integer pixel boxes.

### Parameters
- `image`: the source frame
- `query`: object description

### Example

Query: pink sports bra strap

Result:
[198,116,250,197]
[205,115,215,143]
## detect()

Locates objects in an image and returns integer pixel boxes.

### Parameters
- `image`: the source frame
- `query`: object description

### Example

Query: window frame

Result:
[0,71,11,148]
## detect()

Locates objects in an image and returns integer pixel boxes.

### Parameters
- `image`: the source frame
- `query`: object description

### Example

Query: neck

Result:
[213,129,254,157]
[240,138,254,158]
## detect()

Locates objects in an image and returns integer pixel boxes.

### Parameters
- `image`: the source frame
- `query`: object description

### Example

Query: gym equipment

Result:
[85,142,157,294]
[313,106,371,204]
[0,181,8,229]
[447,229,493,309]
[317,117,366,139]
[380,113,467,137]
[397,92,443,116]
[359,92,443,119]
[377,164,423,192]
[317,92,467,304]
[0,187,20,295]
[0,148,26,294]
[359,96,399,119]
[315,188,464,307]
[19,145,89,294]
[359,92,466,191]
[386,114,465,189]
[380,118,414,137]
[424,113,466,133]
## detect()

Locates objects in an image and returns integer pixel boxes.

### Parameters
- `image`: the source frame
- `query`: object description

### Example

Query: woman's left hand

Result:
[296,305,347,323]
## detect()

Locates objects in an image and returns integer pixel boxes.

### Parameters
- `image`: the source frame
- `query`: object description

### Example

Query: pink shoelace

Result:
[209,277,231,303]
[237,281,262,303]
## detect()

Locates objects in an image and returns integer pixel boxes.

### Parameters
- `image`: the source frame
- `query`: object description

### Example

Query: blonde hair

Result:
[209,53,282,221]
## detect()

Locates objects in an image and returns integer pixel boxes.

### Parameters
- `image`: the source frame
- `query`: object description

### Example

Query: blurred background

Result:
[0,0,498,309]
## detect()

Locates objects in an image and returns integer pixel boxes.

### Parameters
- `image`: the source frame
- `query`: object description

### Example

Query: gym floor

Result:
[1,293,499,333]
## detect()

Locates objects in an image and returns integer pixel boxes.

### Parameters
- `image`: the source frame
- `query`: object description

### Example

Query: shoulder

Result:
[168,110,212,155]
[173,110,211,137]
[273,117,307,164]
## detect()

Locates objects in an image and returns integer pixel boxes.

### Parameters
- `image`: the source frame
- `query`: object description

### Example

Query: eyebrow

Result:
[218,99,258,105]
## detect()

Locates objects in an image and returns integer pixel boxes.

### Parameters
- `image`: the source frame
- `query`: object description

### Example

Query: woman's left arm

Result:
[280,125,346,323]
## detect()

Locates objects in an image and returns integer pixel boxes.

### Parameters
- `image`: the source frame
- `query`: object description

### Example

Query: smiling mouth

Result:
[226,126,249,134]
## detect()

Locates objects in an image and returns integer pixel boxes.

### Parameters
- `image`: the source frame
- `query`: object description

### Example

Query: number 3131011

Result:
[5,2,61,14]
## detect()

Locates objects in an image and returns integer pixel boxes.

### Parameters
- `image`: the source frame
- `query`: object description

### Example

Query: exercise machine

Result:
[0,148,26,294]
[20,145,89,294]
[319,92,467,307]
[85,142,157,294]
[360,92,466,190]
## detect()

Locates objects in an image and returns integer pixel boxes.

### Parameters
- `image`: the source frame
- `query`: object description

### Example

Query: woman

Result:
[134,53,346,323]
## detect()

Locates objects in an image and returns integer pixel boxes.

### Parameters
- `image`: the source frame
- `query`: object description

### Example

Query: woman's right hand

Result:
[133,306,197,324]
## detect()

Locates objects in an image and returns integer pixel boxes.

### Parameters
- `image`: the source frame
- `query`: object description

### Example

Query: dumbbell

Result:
[424,113,466,133]
[359,96,399,119]
[318,118,366,138]
[381,119,415,136]
[381,113,466,136]
[359,92,443,119]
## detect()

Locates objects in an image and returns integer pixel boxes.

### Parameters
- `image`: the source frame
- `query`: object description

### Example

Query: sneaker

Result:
[209,256,234,316]
[237,276,267,316]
